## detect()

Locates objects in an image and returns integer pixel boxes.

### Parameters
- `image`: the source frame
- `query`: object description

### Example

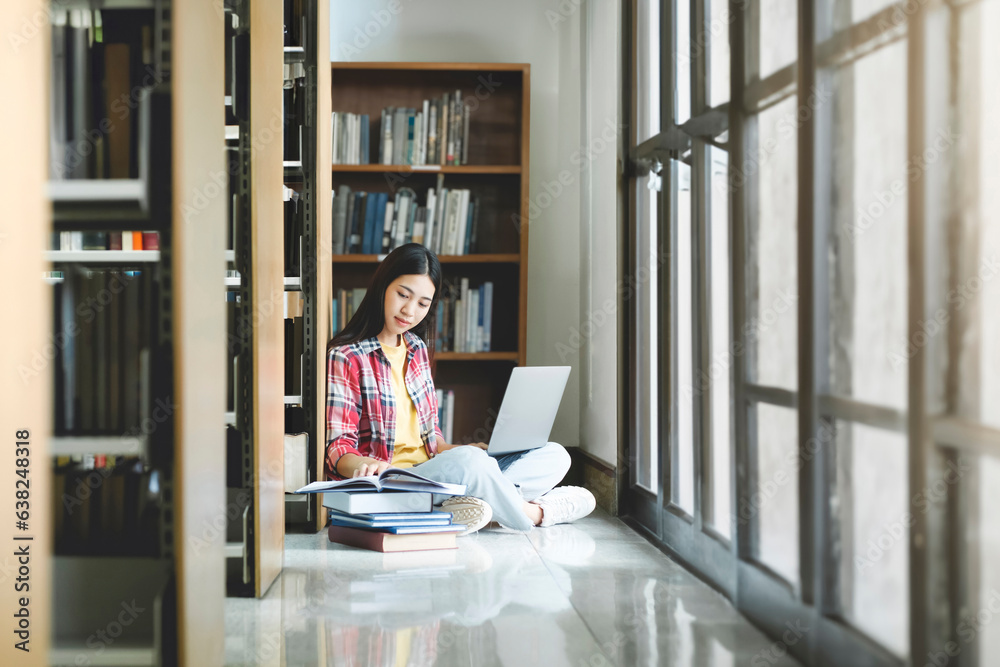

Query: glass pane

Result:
[981,456,1000,663]
[829,41,907,410]
[842,0,899,28]
[637,0,661,143]
[759,0,797,80]
[675,162,695,512]
[754,402,799,583]
[636,173,659,493]
[839,422,909,657]
[708,0,730,107]
[751,96,798,389]
[955,1,1000,430]
[709,148,732,537]
[675,0,691,124]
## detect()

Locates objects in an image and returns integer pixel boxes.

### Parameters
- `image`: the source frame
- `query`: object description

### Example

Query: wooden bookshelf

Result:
[0,2,51,665]
[23,1,230,664]
[330,62,530,448]
[281,0,333,533]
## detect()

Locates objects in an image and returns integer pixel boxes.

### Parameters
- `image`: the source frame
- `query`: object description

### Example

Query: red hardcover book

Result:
[108,232,122,250]
[141,232,159,250]
[328,524,457,553]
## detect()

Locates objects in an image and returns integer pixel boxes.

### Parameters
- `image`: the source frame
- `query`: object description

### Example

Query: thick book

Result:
[296,467,465,495]
[322,490,433,514]
[327,509,452,529]
[328,524,458,553]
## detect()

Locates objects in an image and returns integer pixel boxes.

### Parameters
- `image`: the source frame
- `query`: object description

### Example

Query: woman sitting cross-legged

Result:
[324,243,596,535]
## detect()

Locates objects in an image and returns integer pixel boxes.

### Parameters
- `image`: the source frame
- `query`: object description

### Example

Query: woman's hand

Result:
[351,457,390,478]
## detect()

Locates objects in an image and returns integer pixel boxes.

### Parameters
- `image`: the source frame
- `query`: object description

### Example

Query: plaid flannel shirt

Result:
[325,331,443,479]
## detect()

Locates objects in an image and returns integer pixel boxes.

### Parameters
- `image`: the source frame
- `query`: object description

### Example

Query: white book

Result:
[433,187,448,254]
[352,114,360,164]
[423,189,437,251]
[468,289,478,353]
[445,190,461,255]
[382,201,395,253]
[394,192,411,249]
[412,111,421,166]
[420,99,430,164]
[456,189,470,255]
[446,390,455,443]
[459,277,469,352]
[483,282,493,351]
[383,108,393,165]
[462,103,471,164]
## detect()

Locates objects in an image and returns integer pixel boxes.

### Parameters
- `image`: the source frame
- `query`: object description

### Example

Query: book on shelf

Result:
[52,267,151,435]
[433,278,493,353]
[435,389,455,443]
[332,287,367,333]
[328,524,458,553]
[333,90,473,167]
[295,467,466,495]
[50,9,156,181]
[50,231,160,252]
[330,177,480,256]
[323,490,434,515]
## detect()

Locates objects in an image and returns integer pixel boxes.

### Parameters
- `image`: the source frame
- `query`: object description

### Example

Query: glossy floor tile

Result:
[225,509,802,666]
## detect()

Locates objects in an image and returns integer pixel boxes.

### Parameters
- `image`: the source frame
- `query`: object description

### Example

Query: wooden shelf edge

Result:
[331,61,529,72]
[332,253,519,264]
[331,164,520,174]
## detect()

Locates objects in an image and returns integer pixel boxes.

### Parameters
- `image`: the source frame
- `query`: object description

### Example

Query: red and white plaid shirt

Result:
[325,331,443,479]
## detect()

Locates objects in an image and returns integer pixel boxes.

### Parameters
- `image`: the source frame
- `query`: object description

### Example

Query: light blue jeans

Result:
[411,442,571,531]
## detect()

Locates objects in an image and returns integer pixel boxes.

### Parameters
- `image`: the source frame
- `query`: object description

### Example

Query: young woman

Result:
[325,243,595,534]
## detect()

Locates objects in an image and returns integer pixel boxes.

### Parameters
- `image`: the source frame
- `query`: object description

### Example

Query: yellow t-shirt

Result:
[381,337,430,468]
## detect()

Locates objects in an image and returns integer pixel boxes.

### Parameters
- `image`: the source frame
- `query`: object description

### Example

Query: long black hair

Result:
[329,243,442,351]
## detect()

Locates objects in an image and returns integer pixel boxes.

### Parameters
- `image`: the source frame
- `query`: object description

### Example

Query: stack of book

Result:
[51,231,161,252]
[331,91,472,166]
[296,468,468,552]
[435,277,493,353]
[331,178,480,256]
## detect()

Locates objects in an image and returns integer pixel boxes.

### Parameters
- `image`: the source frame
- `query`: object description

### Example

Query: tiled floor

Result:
[225,509,803,666]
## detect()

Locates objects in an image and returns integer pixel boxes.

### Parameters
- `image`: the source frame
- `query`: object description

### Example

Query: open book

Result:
[294,467,466,496]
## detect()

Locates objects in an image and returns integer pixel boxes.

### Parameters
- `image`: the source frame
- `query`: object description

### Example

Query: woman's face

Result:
[383,273,436,338]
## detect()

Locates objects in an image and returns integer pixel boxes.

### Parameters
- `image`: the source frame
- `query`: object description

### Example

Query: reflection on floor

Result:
[225,508,803,666]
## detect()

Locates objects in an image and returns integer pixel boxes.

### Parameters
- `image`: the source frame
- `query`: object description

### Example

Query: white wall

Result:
[330,0,620,466]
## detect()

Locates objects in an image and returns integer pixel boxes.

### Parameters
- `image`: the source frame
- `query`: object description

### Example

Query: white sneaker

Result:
[536,486,596,527]
[440,496,493,536]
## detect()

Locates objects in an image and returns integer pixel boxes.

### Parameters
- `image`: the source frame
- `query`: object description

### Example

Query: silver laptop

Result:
[487,366,571,456]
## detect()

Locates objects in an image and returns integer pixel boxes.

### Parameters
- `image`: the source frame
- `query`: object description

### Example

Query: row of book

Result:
[52,268,153,434]
[331,287,368,337]
[50,231,161,252]
[50,9,154,180]
[297,469,468,552]
[331,182,481,256]
[53,461,162,556]
[435,279,494,353]
[332,92,473,166]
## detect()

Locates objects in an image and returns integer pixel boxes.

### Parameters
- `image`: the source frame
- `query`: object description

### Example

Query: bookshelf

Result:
[1,1,51,665]
[329,62,530,448]
[33,0,227,664]
[223,0,286,599]
[282,0,332,533]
